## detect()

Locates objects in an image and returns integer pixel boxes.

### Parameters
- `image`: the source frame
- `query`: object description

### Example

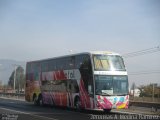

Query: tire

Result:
[37,94,44,106]
[74,97,81,111]
[50,98,55,107]
[104,109,111,113]
[33,95,38,106]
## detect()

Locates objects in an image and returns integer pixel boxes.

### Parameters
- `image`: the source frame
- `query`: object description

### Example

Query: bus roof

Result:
[89,51,120,55]
[27,51,120,64]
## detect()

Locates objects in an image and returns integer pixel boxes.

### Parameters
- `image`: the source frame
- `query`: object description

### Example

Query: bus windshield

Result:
[95,75,128,96]
[93,55,126,71]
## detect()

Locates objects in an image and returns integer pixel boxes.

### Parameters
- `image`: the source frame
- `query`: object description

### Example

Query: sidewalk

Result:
[112,106,160,115]
[0,96,25,101]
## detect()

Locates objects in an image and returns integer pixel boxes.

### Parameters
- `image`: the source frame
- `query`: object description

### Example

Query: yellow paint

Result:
[117,103,126,109]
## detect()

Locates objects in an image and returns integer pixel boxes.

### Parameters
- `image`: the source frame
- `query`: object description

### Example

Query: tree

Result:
[138,84,160,98]
[8,71,14,88]
[8,66,25,92]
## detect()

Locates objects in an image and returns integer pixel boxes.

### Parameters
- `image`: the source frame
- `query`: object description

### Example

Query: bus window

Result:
[93,55,126,71]
[31,62,41,81]
[75,55,82,69]
[67,80,79,93]
[61,58,67,70]
[56,59,63,70]
[93,55,110,70]
[69,56,75,69]
[41,61,49,72]
[82,55,92,70]
[79,55,93,94]
[47,60,54,71]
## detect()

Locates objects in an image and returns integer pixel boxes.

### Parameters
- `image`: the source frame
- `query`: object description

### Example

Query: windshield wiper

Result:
[96,92,112,96]
[96,93,102,95]
[101,92,112,96]
[116,94,128,96]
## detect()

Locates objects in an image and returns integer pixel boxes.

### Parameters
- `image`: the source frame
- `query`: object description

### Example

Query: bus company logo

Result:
[65,70,75,79]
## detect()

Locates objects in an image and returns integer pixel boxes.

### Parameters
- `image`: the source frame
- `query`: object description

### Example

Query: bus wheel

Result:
[38,94,44,106]
[104,109,111,113]
[33,94,38,106]
[74,97,81,111]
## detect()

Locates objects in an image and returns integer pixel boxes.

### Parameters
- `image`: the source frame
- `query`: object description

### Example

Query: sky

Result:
[0,0,160,86]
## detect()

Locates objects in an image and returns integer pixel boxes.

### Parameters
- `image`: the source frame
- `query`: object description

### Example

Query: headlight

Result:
[98,99,104,103]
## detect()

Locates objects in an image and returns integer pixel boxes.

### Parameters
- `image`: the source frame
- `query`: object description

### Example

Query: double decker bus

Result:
[25,51,129,112]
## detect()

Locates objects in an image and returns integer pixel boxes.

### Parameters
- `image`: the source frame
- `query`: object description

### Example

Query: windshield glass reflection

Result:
[95,75,128,96]
[93,55,126,71]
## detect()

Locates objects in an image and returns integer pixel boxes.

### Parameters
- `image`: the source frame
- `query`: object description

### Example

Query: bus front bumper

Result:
[96,95,129,110]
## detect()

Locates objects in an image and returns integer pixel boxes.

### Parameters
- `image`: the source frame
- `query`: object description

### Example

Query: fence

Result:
[130,96,160,103]
[0,92,25,99]
[0,93,159,109]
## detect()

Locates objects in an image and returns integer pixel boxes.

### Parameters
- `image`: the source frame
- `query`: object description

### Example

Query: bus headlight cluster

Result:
[98,99,104,103]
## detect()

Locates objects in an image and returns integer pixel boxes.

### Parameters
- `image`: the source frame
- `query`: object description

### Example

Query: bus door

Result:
[67,79,79,107]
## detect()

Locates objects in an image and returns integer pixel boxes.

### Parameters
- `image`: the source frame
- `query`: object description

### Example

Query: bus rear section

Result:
[25,62,41,104]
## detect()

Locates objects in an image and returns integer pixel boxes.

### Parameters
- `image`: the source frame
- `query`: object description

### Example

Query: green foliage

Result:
[139,84,160,98]
[8,66,25,91]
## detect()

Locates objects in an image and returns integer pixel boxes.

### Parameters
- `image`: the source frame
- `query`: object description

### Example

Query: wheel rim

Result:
[75,98,81,110]
[39,99,43,106]
[33,97,37,105]
[38,95,44,106]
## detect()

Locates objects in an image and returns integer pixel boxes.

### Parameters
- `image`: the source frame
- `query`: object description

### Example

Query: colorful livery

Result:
[25,51,129,111]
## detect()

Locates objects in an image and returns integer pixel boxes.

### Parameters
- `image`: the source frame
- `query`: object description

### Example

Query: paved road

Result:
[0,98,92,120]
[0,98,159,120]
[0,98,120,120]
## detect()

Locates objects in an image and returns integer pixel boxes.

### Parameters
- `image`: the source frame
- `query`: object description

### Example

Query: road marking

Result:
[0,97,25,101]
[112,110,159,116]
[0,107,58,120]
[9,102,15,103]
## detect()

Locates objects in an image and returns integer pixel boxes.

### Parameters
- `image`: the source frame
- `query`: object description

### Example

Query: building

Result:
[130,88,140,97]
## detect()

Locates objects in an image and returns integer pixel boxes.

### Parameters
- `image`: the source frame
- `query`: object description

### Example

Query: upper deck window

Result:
[93,55,126,71]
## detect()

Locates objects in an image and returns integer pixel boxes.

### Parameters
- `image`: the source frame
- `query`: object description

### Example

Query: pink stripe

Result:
[79,79,91,108]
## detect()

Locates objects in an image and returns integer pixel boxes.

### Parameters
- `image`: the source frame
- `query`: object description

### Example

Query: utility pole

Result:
[13,65,16,93]
[152,83,155,102]
[158,86,160,99]
[0,64,2,88]
[13,64,20,93]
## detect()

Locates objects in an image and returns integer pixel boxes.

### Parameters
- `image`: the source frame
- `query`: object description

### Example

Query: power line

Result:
[122,46,160,76]
[123,46,160,58]
[124,49,160,58]
[123,46,159,56]
[128,70,160,75]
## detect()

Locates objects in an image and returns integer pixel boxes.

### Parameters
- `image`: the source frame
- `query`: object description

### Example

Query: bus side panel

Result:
[25,80,31,102]
[25,62,41,102]
[25,80,41,102]
[51,92,68,106]
[79,78,95,109]
[42,91,79,107]
[40,69,95,109]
